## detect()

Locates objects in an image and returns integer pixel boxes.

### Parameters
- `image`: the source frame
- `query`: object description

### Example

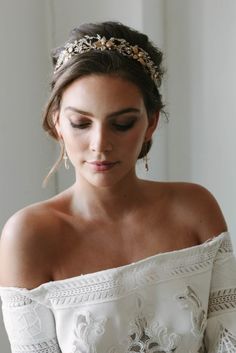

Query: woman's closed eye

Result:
[70,121,90,129]
[112,120,136,131]
[69,118,137,131]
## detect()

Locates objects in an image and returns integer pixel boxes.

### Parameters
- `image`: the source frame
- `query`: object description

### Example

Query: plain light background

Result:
[0,0,236,351]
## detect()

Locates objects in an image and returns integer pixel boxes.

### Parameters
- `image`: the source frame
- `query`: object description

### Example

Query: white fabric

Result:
[0,231,236,353]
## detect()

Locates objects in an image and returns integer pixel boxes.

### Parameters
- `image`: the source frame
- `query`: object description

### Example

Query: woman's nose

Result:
[90,126,113,153]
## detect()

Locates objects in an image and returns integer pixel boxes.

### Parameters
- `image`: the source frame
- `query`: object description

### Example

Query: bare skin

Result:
[0,75,227,289]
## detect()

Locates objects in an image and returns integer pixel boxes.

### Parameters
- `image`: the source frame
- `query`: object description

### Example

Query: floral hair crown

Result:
[54,34,160,88]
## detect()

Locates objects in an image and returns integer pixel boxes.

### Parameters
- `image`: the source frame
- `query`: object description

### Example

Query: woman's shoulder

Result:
[0,194,70,289]
[1,186,73,234]
[1,192,67,237]
[146,180,227,242]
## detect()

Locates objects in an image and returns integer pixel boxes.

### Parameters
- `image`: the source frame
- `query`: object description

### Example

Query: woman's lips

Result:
[88,161,118,171]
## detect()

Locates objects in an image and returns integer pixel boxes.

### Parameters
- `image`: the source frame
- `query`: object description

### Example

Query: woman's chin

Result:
[78,170,132,189]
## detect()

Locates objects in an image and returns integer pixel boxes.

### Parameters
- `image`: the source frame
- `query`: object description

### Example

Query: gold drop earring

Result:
[61,138,70,170]
[143,141,149,172]
[143,154,149,172]
[63,148,70,170]
[58,132,70,170]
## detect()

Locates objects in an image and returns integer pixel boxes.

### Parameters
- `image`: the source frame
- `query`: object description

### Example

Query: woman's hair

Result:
[42,21,165,185]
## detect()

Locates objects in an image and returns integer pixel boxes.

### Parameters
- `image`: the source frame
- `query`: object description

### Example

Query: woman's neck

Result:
[70,174,148,222]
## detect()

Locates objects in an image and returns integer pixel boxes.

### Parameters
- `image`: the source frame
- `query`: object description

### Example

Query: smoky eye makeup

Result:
[111,117,138,131]
[69,119,90,129]
[69,119,137,130]
[67,113,140,131]
[108,114,140,133]
[67,114,90,128]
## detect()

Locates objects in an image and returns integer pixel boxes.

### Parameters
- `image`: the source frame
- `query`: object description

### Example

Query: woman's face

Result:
[56,74,158,187]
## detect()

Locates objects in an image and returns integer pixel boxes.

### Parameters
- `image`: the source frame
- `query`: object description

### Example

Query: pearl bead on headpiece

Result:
[54,34,161,88]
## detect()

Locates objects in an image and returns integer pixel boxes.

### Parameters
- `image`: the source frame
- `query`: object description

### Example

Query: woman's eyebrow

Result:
[107,108,141,118]
[64,106,141,118]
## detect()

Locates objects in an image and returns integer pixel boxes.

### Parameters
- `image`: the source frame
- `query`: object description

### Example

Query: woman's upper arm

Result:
[0,209,63,353]
[193,184,228,242]
[0,208,52,289]
[179,183,228,242]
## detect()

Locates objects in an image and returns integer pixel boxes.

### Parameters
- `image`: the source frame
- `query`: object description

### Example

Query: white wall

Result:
[166,0,236,247]
[137,0,168,181]
[0,0,56,350]
[0,0,56,231]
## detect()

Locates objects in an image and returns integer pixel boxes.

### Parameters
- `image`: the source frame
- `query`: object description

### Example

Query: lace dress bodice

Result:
[0,232,236,353]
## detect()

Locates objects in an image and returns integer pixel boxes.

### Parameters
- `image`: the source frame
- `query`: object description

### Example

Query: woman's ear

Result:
[145,111,159,141]
[52,112,62,140]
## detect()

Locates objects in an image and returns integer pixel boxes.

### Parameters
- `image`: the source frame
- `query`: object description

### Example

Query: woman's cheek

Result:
[127,128,146,148]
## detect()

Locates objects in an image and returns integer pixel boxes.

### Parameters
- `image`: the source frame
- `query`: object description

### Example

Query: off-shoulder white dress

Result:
[0,232,236,353]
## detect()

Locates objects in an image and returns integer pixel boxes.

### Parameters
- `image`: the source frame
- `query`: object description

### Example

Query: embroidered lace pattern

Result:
[213,325,236,353]
[71,311,107,353]
[107,295,181,353]
[176,286,207,337]
[208,288,236,316]
[38,239,223,309]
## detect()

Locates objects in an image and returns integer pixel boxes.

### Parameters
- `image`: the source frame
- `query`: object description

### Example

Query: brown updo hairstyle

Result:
[42,21,165,186]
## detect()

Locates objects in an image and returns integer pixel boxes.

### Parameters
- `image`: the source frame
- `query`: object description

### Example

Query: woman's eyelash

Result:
[112,121,135,130]
[70,120,136,131]
[70,122,90,129]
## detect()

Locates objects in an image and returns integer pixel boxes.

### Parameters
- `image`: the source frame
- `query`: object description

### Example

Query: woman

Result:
[0,21,235,353]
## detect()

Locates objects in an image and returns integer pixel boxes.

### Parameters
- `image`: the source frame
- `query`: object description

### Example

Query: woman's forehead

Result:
[61,74,146,113]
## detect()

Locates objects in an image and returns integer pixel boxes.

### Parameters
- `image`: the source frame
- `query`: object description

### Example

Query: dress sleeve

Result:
[204,233,236,352]
[0,287,62,353]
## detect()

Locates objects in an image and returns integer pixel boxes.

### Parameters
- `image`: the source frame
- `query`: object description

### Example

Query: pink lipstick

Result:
[88,161,118,172]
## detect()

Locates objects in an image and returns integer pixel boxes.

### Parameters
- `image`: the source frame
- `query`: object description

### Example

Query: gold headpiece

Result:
[54,34,160,87]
